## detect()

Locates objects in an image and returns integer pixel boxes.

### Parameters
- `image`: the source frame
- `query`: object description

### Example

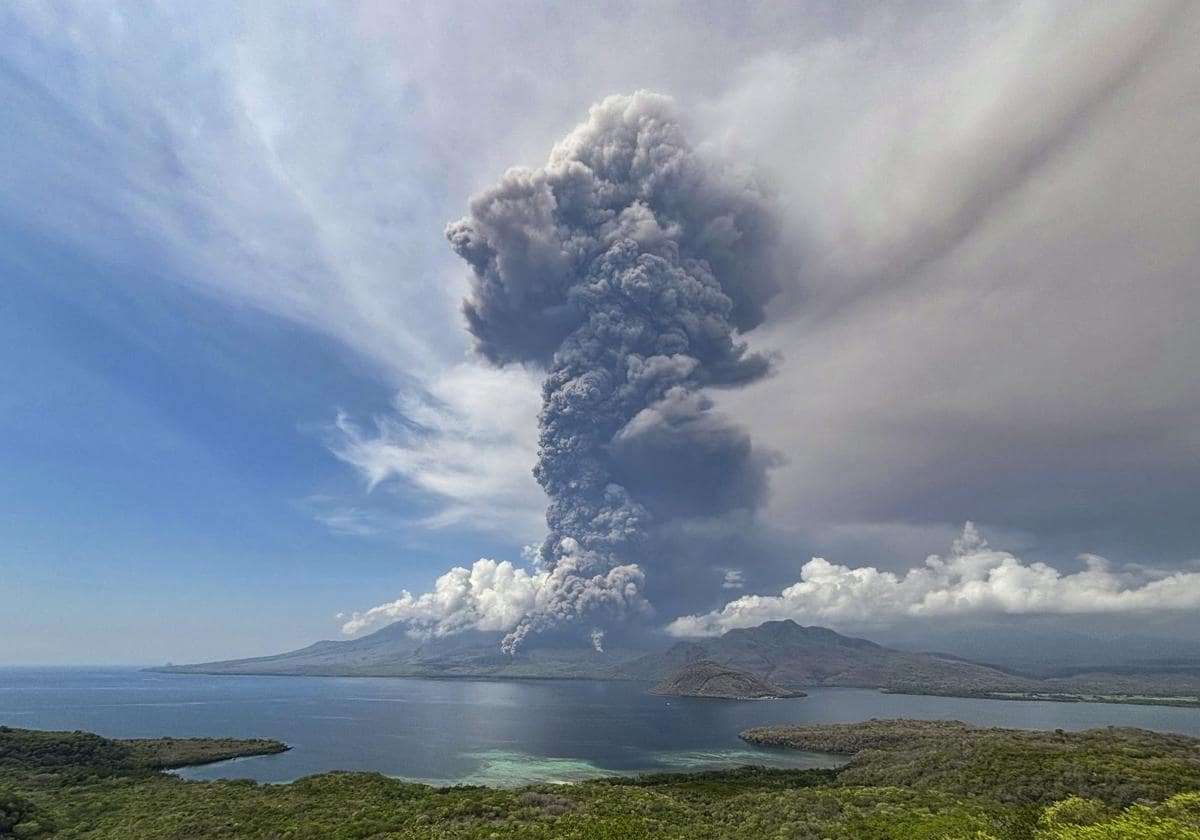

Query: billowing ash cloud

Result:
[445,91,782,651]
[667,523,1200,637]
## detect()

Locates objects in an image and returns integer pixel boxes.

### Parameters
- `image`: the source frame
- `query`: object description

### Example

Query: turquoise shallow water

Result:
[2,668,1198,786]
[405,747,834,787]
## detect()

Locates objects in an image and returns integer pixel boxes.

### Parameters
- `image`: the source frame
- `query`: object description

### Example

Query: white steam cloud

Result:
[666,523,1200,637]
[340,559,545,637]
[340,551,645,639]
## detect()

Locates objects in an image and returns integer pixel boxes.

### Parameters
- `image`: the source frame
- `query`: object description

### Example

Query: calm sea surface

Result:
[3,668,1199,786]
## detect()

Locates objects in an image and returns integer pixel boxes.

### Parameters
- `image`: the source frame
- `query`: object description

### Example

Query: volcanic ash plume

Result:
[446,91,782,652]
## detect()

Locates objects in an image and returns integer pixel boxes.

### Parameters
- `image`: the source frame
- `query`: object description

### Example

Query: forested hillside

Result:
[1,722,1198,838]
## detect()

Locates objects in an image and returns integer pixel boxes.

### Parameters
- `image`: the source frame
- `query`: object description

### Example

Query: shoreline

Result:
[144,667,1200,708]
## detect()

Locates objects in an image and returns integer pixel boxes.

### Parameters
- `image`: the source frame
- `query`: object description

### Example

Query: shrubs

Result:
[742,720,1200,806]
[1,722,1199,838]
[1034,792,1200,839]
[124,737,288,769]
[0,788,53,838]
[518,790,578,815]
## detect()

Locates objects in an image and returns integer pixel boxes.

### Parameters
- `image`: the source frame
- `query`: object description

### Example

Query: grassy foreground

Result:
[2,721,1199,838]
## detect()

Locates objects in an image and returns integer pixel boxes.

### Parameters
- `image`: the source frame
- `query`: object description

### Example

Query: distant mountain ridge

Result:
[152,619,1034,695]
[155,623,637,679]
[624,620,1041,695]
[151,619,1200,705]
[882,623,1200,676]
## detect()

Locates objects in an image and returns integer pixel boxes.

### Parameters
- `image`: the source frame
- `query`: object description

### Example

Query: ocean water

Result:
[2,668,1198,786]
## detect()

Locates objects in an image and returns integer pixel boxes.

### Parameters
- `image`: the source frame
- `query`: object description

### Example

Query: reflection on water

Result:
[1,667,1198,786]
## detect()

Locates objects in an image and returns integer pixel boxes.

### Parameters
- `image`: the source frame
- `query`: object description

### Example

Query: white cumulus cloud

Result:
[340,558,547,636]
[340,547,646,640]
[667,523,1200,637]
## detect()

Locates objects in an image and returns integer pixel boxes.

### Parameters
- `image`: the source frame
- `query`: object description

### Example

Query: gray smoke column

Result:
[446,91,781,652]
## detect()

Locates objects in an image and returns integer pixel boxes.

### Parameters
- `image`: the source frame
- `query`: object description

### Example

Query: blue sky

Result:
[3,1,1198,663]
[0,1,564,663]
[0,213,519,663]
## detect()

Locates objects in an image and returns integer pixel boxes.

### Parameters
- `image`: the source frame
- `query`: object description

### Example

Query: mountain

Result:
[152,619,1200,704]
[650,660,802,699]
[624,620,1041,695]
[154,619,1032,695]
[882,622,1200,676]
[152,624,646,679]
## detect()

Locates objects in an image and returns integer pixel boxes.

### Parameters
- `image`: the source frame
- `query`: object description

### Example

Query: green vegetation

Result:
[122,737,290,770]
[0,726,287,783]
[1,721,1198,838]
[0,788,52,839]
[741,719,1200,806]
[1034,793,1200,838]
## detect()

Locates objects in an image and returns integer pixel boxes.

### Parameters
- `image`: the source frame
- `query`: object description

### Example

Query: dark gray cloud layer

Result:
[713,0,1200,576]
[345,0,1199,651]
[447,92,782,650]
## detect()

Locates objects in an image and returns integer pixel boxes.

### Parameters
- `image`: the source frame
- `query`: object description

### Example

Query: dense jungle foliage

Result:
[1,721,1197,838]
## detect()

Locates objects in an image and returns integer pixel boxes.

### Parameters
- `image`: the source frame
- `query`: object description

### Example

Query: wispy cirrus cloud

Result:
[1,2,467,376]
[296,496,396,538]
[326,363,545,539]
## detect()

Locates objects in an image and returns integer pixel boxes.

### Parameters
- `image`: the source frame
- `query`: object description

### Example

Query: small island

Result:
[651,660,804,699]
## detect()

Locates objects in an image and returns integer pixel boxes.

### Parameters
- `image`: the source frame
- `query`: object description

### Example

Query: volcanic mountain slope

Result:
[650,660,803,699]
[624,620,1042,695]
[153,623,643,679]
[155,617,1200,703]
[154,619,1034,696]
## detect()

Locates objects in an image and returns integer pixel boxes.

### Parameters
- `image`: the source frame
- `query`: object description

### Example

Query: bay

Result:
[3,667,1198,786]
